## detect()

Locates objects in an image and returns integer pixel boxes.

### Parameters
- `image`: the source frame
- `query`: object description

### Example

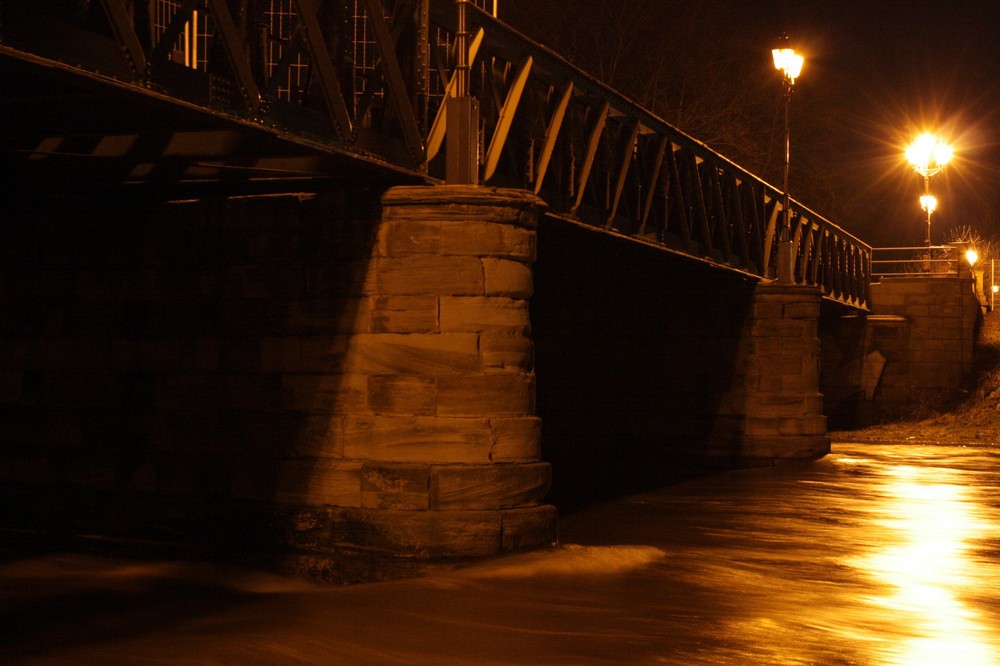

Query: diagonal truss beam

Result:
[204,0,261,113]
[98,0,148,76]
[363,0,425,166]
[293,0,354,141]
[572,101,609,214]
[483,55,533,183]
[605,117,640,228]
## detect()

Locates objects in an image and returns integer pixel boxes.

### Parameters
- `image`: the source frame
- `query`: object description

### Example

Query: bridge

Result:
[0,1,976,582]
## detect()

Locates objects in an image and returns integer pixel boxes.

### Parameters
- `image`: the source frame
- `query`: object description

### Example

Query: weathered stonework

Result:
[717,282,830,463]
[269,185,556,572]
[861,275,978,420]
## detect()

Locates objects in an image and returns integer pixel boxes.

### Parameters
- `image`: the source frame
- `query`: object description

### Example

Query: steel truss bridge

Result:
[0,0,870,308]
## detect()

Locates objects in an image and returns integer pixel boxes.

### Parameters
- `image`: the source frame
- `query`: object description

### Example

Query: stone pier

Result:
[305,185,556,578]
[716,283,829,463]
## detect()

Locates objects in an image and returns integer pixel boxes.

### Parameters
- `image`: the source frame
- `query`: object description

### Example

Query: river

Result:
[3,442,1000,664]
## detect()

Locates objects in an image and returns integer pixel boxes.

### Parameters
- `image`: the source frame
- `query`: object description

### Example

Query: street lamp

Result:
[772,37,804,282]
[919,194,937,216]
[906,133,953,246]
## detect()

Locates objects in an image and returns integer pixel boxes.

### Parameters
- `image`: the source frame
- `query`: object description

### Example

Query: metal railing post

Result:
[445,0,479,184]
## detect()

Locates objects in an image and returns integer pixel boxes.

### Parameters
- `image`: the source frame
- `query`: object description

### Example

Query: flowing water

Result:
[3,442,1000,665]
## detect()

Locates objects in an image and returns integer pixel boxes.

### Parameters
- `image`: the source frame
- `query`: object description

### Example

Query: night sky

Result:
[772,0,1000,247]
[505,0,1000,248]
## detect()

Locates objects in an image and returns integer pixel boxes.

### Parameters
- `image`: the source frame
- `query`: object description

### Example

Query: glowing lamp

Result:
[906,133,953,177]
[919,194,937,214]
[966,249,979,266]
[772,48,804,84]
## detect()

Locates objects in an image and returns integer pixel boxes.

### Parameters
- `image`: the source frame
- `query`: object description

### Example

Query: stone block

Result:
[381,186,542,229]
[282,373,369,413]
[343,414,493,462]
[483,258,533,298]
[287,415,345,458]
[745,393,811,418]
[299,335,350,373]
[753,301,784,320]
[285,297,371,334]
[371,295,439,334]
[480,330,534,371]
[755,353,803,375]
[343,333,480,376]
[749,319,811,339]
[367,375,436,415]
[429,462,551,510]
[911,350,961,364]
[379,219,535,261]
[377,256,484,296]
[339,259,380,296]
[783,302,820,320]
[777,415,827,436]
[501,505,558,550]
[361,462,430,510]
[439,296,531,333]
[330,506,503,558]
[491,417,542,461]
[741,434,830,460]
[778,374,817,393]
[274,458,363,507]
[437,374,535,416]
[272,506,335,552]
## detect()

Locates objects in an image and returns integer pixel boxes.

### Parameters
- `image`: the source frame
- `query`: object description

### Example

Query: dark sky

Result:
[503,0,1000,247]
[772,1,1000,246]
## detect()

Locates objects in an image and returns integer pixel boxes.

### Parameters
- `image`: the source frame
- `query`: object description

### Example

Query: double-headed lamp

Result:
[906,133,953,177]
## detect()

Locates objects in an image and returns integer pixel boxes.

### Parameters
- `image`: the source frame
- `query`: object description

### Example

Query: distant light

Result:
[919,194,937,214]
[772,48,804,83]
[992,285,998,294]
[966,249,979,266]
[906,133,953,176]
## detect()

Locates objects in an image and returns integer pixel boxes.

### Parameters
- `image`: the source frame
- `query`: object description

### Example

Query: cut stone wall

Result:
[865,275,978,420]
[820,275,980,425]
[717,283,829,462]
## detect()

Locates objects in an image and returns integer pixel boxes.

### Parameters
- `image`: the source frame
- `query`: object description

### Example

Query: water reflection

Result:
[4,444,1000,665]
[857,464,998,665]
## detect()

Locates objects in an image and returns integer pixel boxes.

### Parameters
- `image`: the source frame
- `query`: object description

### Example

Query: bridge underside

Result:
[0,50,421,199]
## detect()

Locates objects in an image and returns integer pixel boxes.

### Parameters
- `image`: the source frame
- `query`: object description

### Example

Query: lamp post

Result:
[772,37,804,282]
[906,133,952,246]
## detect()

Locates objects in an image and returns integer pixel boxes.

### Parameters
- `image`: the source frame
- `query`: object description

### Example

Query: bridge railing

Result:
[870,246,963,279]
[434,6,871,309]
[1,0,870,308]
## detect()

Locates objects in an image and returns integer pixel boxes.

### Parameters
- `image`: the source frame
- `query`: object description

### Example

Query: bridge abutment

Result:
[822,273,980,425]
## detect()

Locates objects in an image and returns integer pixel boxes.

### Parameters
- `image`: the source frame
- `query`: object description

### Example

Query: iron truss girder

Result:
[0,0,870,309]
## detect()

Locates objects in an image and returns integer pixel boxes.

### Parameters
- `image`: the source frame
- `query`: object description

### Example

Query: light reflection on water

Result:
[3,443,1000,665]
[855,464,999,666]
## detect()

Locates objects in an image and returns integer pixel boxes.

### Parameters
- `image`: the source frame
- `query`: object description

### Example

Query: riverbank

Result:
[831,308,1000,445]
